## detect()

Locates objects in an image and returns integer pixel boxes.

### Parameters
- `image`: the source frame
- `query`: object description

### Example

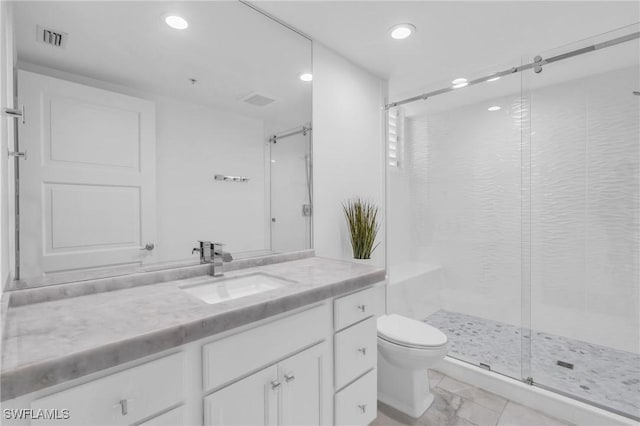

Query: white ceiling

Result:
[14,1,639,124]
[13,1,312,134]
[256,1,640,101]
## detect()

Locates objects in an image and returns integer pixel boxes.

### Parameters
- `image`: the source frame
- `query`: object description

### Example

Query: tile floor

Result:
[372,370,571,426]
[425,310,640,419]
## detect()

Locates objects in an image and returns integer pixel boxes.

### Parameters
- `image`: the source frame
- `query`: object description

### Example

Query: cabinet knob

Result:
[357,347,367,356]
[284,374,296,383]
[358,404,367,414]
[139,243,155,251]
[271,380,281,390]
[357,304,366,312]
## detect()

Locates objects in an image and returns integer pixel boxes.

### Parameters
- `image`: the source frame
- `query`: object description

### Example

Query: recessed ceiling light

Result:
[488,106,501,111]
[451,78,467,85]
[389,23,416,40]
[487,76,501,82]
[453,82,468,89]
[299,72,313,82]
[165,15,189,30]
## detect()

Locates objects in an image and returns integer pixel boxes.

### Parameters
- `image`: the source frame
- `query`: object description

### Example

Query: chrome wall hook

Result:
[3,105,25,124]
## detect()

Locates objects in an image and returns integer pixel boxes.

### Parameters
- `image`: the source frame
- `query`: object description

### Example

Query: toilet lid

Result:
[377,314,448,348]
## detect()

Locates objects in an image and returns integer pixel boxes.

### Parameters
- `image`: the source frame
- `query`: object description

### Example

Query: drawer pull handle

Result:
[357,305,366,312]
[284,374,296,383]
[271,380,282,390]
[357,347,367,355]
[358,404,367,413]
[113,399,132,416]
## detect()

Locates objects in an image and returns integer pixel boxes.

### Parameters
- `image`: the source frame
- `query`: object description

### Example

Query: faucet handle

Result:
[211,243,224,255]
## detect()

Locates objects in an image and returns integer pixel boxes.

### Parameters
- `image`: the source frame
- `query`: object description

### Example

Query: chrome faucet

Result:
[192,241,231,277]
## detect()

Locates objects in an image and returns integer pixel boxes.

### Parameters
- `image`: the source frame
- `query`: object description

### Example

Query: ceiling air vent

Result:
[36,25,68,48]
[242,92,276,107]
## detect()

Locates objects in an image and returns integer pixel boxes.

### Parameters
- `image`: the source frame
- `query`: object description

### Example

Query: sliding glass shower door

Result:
[526,26,640,419]
[388,58,531,382]
[386,23,640,420]
[269,130,313,252]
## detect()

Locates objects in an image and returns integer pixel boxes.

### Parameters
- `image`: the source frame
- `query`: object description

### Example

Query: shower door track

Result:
[385,30,640,109]
[444,355,640,422]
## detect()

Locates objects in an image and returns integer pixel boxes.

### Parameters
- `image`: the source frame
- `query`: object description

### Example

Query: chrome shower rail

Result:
[385,31,640,110]
[268,125,312,143]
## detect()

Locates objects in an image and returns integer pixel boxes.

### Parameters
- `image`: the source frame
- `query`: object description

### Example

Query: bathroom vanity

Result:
[0,253,385,426]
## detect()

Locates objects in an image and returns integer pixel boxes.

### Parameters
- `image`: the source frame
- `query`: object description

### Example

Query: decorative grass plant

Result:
[343,198,380,260]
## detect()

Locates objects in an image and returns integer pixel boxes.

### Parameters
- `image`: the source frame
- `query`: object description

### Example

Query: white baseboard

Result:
[436,357,637,426]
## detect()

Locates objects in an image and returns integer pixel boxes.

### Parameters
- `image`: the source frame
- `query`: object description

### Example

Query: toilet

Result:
[377,314,448,418]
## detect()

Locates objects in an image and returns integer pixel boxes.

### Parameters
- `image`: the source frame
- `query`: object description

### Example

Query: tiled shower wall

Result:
[397,66,639,354]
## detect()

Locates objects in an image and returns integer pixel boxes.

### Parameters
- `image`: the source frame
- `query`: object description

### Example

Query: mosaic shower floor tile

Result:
[425,310,640,419]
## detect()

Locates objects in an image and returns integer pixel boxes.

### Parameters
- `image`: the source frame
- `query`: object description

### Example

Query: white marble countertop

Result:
[1,256,385,401]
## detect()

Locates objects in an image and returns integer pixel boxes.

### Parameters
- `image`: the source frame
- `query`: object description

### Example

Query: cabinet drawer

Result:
[31,352,184,426]
[335,369,377,426]
[203,303,330,392]
[334,317,377,390]
[334,287,377,331]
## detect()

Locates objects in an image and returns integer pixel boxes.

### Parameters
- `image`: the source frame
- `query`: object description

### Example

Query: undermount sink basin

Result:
[180,272,295,304]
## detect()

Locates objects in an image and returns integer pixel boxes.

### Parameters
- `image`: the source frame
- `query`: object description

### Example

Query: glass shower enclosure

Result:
[269,126,313,253]
[386,24,640,420]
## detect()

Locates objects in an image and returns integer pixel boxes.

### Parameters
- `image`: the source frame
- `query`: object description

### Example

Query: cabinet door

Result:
[279,343,327,426]
[204,365,278,426]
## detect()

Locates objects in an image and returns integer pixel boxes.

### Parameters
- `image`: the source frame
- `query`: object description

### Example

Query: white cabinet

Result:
[280,344,326,426]
[335,369,377,426]
[30,353,184,426]
[334,286,378,331]
[3,285,383,426]
[204,343,327,426]
[334,317,377,389]
[204,366,278,426]
[333,286,383,426]
[202,304,329,392]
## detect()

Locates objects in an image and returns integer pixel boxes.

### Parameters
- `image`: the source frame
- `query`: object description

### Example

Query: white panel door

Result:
[279,343,327,426]
[204,365,278,426]
[17,70,156,278]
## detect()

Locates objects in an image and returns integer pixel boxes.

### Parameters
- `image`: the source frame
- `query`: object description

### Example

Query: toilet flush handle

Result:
[357,304,366,312]
[357,347,367,355]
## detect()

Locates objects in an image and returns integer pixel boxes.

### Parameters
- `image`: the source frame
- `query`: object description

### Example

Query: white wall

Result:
[312,43,387,267]
[389,66,639,354]
[155,96,266,262]
[0,1,15,291]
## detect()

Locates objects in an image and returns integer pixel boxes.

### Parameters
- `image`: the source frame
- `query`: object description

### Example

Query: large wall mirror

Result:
[10,1,312,286]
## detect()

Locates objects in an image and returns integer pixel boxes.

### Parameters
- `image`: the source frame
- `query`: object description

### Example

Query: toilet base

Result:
[377,352,435,418]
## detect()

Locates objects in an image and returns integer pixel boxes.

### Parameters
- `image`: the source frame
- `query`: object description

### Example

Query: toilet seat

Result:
[378,314,447,349]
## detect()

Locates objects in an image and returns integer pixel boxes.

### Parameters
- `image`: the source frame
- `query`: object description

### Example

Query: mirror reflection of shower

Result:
[269,124,313,252]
